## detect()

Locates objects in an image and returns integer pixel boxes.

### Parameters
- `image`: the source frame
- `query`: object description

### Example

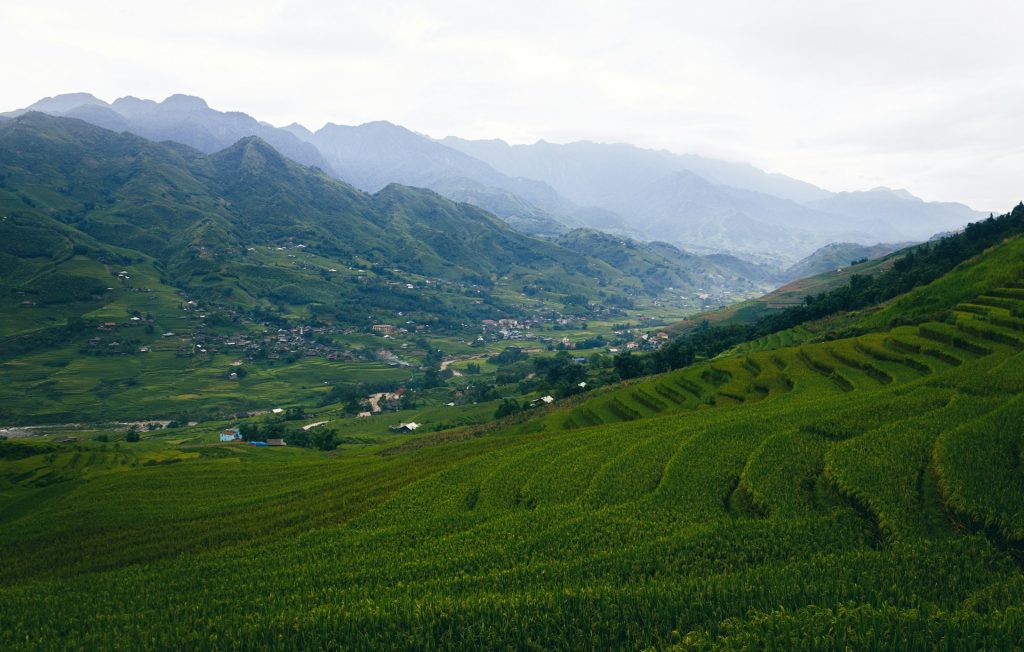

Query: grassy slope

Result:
[1,236,1023,648]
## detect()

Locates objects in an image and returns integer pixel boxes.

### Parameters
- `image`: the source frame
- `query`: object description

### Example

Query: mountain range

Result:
[0,112,777,347]
[442,136,983,262]
[3,93,985,266]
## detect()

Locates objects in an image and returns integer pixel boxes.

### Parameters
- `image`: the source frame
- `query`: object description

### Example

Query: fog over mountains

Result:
[4,93,984,267]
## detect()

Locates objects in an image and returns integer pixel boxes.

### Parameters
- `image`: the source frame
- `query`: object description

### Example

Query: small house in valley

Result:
[219,426,242,442]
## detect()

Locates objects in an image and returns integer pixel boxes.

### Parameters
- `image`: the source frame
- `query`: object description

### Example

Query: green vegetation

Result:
[0,113,704,424]
[2,223,1024,648]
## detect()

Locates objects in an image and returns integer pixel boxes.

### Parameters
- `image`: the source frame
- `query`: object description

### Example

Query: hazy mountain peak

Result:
[282,122,314,141]
[25,92,107,113]
[868,186,920,201]
[356,120,403,131]
[161,94,209,111]
[109,95,158,116]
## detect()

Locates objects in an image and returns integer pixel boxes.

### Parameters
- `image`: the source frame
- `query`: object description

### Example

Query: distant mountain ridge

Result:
[441,136,833,204]
[0,112,593,288]
[442,136,984,262]
[1,113,768,328]
[3,93,986,266]
[2,95,583,238]
[298,120,582,235]
[805,187,981,243]
[4,92,329,172]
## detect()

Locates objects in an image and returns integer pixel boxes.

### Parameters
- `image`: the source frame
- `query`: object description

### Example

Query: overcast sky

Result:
[2,0,1022,210]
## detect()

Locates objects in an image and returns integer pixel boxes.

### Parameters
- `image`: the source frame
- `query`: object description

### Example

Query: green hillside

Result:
[0,114,719,423]
[1,222,1022,648]
[0,113,620,293]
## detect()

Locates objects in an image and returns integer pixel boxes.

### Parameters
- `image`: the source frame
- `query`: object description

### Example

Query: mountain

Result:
[6,93,986,266]
[301,120,583,235]
[0,112,788,425]
[441,138,857,262]
[805,187,984,242]
[3,92,330,173]
[0,113,626,300]
[441,137,832,204]
[4,94,588,237]
[443,137,984,262]
[611,170,880,264]
[1,113,771,345]
[781,241,911,282]
[554,228,778,296]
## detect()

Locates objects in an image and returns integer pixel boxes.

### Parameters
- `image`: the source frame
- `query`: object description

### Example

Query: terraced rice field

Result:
[1,285,1023,649]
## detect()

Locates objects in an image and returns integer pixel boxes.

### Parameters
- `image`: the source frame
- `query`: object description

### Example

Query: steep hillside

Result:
[1,219,1022,649]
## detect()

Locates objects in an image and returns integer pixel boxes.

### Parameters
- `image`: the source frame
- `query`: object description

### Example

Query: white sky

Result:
[2,0,1022,210]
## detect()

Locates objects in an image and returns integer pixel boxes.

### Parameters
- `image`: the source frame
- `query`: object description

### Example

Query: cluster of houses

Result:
[370,322,432,338]
[80,312,156,355]
[184,324,356,362]
[605,330,671,354]
[479,314,600,340]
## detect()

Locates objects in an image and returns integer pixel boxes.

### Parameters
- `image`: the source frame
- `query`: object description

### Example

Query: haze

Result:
[2,0,1021,210]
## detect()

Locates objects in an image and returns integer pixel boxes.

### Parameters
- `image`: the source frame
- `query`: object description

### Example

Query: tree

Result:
[494,398,521,419]
[614,351,644,380]
[421,367,445,389]
[309,428,338,451]
[534,351,585,386]
[124,426,140,442]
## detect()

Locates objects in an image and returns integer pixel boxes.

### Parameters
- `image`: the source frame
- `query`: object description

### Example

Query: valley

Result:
[1,92,1021,650]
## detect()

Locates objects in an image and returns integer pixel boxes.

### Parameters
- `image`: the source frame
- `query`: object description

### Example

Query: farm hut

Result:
[389,422,420,433]
[266,439,287,446]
